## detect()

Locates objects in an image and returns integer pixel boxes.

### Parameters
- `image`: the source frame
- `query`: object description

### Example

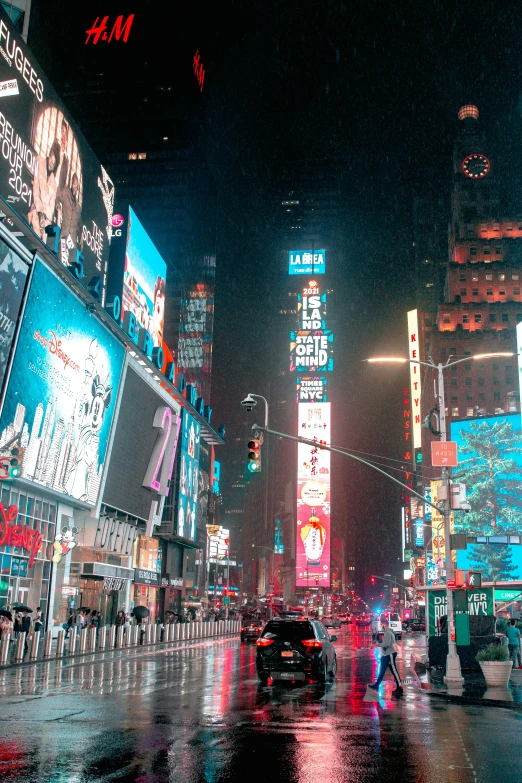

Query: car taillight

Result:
[256,637,274,647]
[302,639,322,649]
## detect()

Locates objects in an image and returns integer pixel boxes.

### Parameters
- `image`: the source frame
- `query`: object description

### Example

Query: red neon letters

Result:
[85,15,134,45]
[0,503,43,567]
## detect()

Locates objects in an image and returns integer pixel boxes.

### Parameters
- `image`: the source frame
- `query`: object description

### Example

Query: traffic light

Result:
[370,577,376,585]
[9,446,24,478]
[247,438,261,473]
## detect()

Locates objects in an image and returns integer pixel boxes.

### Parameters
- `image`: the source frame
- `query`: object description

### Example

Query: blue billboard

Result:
[288,250,326,276]
[177,410,200,541]
[0,259,125,505]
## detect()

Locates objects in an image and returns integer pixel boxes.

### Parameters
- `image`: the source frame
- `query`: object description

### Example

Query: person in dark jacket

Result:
[21,610,32,652]
[368,618,403,695]
[65,609,74,639]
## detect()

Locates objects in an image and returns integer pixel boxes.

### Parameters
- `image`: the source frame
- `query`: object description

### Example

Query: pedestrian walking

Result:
[13,611,22,639]
[506,619,521,667]
[34,607,43,636]
[368,617,403,695]
[64,609,74,639]
[20,609,32,652]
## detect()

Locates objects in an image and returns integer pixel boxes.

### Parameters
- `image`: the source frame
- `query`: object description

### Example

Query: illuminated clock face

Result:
[462,153,490,179]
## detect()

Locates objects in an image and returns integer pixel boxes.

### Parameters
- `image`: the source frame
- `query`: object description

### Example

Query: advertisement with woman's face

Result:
[0,8,115,298]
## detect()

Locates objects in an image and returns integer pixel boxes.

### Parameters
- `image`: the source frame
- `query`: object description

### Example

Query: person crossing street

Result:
[368,616,403,695]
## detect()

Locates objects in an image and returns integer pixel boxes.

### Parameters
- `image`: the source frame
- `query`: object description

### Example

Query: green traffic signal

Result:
[247,439,261,473]
[9,446,23,478]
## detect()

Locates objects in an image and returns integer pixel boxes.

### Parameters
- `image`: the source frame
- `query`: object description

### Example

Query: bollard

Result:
[108,625,116,649]
[116,625,124,648]
[15,632,26,662]
[165,624,171,642]
[152,624,158,644]
[146,624,153,644]
[130,625,138,646]
[98,626,107,651]
[195,624,200,640]
[89,627,97,652]
[79,627,88,654]
[55,630,64,657]
[68,626,77,655]
[43,630,53,658]
[0,631,10,665]
[30,631,40,660]
[186,624,192,640]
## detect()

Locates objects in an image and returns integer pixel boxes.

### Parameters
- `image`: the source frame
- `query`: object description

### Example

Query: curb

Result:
[0,632,240,672]
[421,685,522,710]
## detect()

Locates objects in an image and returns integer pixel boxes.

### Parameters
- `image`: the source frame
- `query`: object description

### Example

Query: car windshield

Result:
[262,621,315,640]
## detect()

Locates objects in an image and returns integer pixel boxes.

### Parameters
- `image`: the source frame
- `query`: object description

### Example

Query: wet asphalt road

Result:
[0,626,520,783]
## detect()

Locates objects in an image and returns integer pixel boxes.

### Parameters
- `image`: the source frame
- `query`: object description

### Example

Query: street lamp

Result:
[367,350,514,685]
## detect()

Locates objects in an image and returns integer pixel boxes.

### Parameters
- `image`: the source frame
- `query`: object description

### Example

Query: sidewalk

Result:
[412,658,522,709]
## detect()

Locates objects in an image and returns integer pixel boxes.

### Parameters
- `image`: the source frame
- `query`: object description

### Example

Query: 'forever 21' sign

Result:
[142,406,182,496]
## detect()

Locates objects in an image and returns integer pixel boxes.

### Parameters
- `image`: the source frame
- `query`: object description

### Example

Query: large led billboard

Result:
[178,279,215,400]
[518,322,522,430]
[0,235,29,394]
[288,250,326,276]
[108,207,166,348]
[407,309,422,450]
[290,283,333,371]
[177,410,200,541]
[0,259,125,505]
[0,8,115,297]
[451,413,522,581]
[296,402,331,587]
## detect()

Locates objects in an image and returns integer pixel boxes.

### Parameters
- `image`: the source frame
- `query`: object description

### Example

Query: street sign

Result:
[223,597,231,607]
[447,578,456,588]
[466,571,482,588]
[431,441,458,467]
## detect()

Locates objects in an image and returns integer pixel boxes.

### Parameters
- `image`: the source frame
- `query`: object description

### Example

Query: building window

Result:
[460,289,467,297]
[466,393,473,401]
[452,407,459,417]
[465,378,472,386]
[485,273,493,281]
[493,363,499,371]
[470,247,477,256]
[499,290,506,296]
[483,247,490,255]
[451,365,458,372]
[512,274,519,281]
[467,408,474,417]
[460,274,467,282]
[486,288,493,296]
[451,395,458,401]
[495,247,502,255]
[489,313,496,322]
[465,362,471,370]
[494,392,501,401]
[464,351,471,356]
[440,348,447,356]
[517,314,522,323]
[506,366,512,372]
[514,288,520,296]
[474,313,482,323]
[493,377,500,385]
[443,315,451,324]
[506,223,513,231]
[506,377,513,385]
[462,314,469,324]
[478,378,485,386]
[472,274,479,282]
[498,273,506,281]
[479,393,486,401]
[502,313,509,323]
[451,378,457,387]
[472,288,479,296]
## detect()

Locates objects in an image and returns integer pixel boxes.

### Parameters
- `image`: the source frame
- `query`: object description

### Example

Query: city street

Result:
[0,627,519,783]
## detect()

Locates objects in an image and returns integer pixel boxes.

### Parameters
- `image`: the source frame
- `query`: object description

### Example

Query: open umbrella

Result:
[79,607,91,613]
[0,609,12,620]
[132,606,150,620]
[11,604,32,612]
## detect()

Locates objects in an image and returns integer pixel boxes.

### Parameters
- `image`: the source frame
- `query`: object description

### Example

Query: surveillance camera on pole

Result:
[241,394,257,412]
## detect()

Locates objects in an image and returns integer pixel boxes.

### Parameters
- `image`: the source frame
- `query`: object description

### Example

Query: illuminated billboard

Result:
[518,322,522,430]
[0,8,115,298]
[108,207,166,348]
[0,259,125,505]
[288,250,326,276]
[207,525,229,559]
[296,376,327,402]
[0,236,29,394]
[407,310,422,449]
[177,410,200,541]
[178,275,215,400]
[290,282,333,371]
[296,402,330,587]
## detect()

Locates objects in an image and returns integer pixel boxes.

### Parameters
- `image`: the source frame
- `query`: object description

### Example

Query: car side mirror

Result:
[330,635,337,642]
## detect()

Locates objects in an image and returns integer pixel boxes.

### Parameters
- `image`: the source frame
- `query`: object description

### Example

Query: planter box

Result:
[509,667,522,685]
[479,660,513,687]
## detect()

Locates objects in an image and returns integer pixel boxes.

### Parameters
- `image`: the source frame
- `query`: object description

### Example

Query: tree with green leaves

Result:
[455,418,522,535]
[468,543,518,582]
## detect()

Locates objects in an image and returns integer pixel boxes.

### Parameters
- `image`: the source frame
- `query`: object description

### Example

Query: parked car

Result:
[241,619,263,642]
[322,615,341,628]
[372,612,403,640]
[256,617,337,684]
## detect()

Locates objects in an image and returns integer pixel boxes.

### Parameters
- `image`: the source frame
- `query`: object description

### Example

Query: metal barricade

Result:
[98,626,107,651]
[43,630,53,658]
[15,632,25,662]
[30,631,40,660]
[116,625,124,648]
[68,626,77,655]
[108,625,116,649]
[0,631,10,665]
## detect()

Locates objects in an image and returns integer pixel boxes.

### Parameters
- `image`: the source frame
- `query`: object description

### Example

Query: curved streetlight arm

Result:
[248,393,269,428]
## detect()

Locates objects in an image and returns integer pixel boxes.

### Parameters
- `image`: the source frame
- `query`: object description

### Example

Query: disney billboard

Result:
[0,259,125,505]
[0,8,115,298]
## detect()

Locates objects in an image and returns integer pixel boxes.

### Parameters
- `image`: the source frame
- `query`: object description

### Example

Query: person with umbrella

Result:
[132,606,149,644]
[18,608,33,652]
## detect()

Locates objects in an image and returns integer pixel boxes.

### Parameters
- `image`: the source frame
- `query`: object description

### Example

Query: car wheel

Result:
[329,655,337,681]
[316,658,327,685]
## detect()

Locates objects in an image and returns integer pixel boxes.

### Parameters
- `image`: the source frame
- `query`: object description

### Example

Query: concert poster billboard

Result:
[0,259,125,505]
[0,8,115,298]
[107,206,166,347]
[0,234,29,394]
[295,402,331,588]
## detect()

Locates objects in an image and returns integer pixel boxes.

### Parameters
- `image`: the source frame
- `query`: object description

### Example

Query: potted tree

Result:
[476,643,512,687]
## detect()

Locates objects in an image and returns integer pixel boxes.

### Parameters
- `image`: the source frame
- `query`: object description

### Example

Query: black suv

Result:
[256,618,337,684]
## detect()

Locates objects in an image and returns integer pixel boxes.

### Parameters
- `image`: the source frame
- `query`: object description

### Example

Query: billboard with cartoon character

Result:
[0,259,125,505]
[107,206,166,348]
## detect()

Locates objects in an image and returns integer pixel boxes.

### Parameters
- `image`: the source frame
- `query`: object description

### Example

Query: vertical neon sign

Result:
[407,309,422,449]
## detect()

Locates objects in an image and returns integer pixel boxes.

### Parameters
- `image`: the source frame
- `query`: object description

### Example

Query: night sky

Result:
[27,0,522,592]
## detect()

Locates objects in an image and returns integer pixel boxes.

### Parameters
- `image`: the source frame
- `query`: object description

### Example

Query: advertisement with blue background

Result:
[0,259,125,505]
[177,410,200,541]
[288,250,326,276]
[451,413,522,581]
